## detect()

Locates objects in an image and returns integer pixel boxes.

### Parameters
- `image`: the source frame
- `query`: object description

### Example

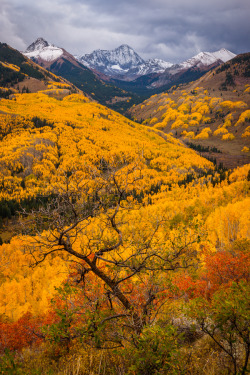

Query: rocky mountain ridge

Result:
[75,44,173,80]
[21,38,141,112]
[76,45,235,82]
[22,38,237,96]
[24,37,64,63]
[23,38,236,84]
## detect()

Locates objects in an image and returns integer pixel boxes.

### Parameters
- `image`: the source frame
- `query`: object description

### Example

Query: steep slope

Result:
[103,48,236,95]
[0,80,249,375]
[24,37,63,62]
[0,91,214,204]
[76,44,173,80]
[77,46,234,88]
[147,48,236,90]
[0,42,81,98]
[77,44,144,75]
[22,38,141,113]
[129,53,250,168]
[178,48,236,69]
[124,49,235,92]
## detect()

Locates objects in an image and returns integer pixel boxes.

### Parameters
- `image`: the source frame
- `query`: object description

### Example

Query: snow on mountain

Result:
[110,64,129,72]
[22,39,236,86]
[25,37,49,52]
[211,48,236,63]
[179,48,236,69]
[109,44,144,67]
[76,45,235,81]
[76,45,173,79]
[24,37,63,62]
[138,59,173,75]
[78,44,144,72]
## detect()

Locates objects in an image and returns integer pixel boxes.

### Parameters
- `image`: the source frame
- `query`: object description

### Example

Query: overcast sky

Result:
[1,0,249,63]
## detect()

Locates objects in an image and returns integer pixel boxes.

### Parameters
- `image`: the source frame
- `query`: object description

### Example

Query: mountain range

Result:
[23,37,140,112]
[75,44,173,80]
[0,42,81,97]
[24,38,235,85]
[130,52,250,168]
[76,44,235,82]
[0,37,237,113]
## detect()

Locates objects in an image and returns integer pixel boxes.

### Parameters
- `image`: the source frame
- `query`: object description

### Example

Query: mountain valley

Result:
[22,38,142,113]
[130,53,250,168]
[22,38,236,98]
[0,37,249,375]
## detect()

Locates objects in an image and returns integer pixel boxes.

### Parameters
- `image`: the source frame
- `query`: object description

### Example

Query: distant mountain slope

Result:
[77,44,144,73]
[24,37,64,62]
[22,38,142,113]
[0,42,81,98]
[0,91,214,206]
[77,46,234,86]
[76,45,235,93]
[76,44,173,80]
[110,48,236,95]
[147,48,236,89]
[178,48,236,69]
[21,39,237,109]
[129,53,250,168]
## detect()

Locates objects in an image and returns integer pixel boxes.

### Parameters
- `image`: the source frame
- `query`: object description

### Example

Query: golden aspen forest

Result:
[130,54,250,169]
[0,46,249,375]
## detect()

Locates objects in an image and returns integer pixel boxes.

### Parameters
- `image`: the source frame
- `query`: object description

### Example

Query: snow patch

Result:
[25,46,63,62]
[211,48,236,63]
[76,45,173,78]
[179,49,236,69]
[110,64,128,72]
[24,38,63,62]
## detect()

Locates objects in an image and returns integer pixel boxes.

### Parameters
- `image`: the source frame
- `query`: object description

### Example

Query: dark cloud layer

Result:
[1,0,249,62]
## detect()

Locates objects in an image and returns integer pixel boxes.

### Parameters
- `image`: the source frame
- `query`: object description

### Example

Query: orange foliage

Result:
[173,274,207,299]
[0,312,42,353]
[205,247,250,294]
[173,246,250,300]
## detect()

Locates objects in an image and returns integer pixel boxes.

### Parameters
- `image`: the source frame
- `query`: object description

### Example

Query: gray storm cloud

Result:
[0,0,249,62]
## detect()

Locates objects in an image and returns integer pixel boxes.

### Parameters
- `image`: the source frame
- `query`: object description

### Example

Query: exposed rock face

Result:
[76,44,173,80]
[24,38,63,62]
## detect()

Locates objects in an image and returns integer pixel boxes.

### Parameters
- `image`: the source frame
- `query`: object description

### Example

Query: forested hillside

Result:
[130,53,250,168]
[0,43,81,98]
[0,62,249,374]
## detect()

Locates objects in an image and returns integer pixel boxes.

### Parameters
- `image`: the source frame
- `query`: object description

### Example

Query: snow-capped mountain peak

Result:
[112,44,144,66]
[25,37,49,53]
[76,45,173,79]
[117,44,134,52]
[22,39,237,85]
[211,48,236,63]
[146,58,173,70]
[75,45,235,81]
[24,38,63,62]
[78,44,145,73]
[179,48,236,69]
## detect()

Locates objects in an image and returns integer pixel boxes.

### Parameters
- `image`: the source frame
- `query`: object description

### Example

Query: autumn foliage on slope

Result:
[0,91,249,374]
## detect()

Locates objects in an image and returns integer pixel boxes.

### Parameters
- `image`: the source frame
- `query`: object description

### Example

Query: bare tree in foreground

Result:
[22,162,202,347]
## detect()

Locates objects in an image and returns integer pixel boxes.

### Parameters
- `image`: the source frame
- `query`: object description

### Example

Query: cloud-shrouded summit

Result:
[0,0,249,62]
